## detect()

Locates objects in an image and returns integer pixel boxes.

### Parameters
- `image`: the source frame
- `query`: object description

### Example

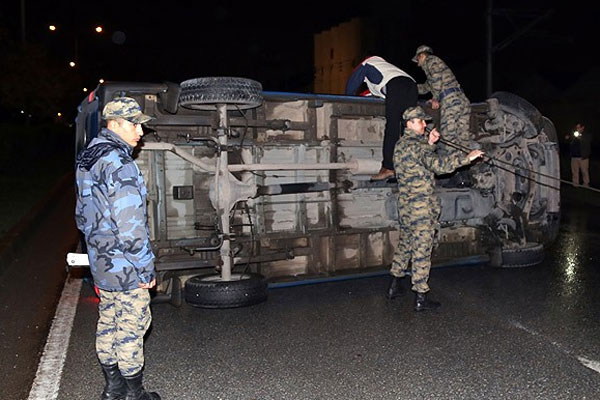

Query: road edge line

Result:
[27,276,82,400]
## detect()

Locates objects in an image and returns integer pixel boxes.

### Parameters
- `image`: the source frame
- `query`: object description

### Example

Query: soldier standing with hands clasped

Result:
[75,97,161,400]
[387,106,484,311]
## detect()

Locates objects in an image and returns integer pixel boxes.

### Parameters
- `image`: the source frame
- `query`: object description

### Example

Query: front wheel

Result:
[500,242,544,268]
[184,272,268,308]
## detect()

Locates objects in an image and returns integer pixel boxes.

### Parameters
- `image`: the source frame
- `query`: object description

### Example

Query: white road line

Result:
[510,320,600,376]
[577,357,600,374]
[28,277,82,400]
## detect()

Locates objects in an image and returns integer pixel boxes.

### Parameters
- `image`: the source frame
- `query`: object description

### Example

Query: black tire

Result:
[490,91,542,138]
[179,77,263,110]
[500,242,544,268]
[170,276,183,308]
[184,272,268,308]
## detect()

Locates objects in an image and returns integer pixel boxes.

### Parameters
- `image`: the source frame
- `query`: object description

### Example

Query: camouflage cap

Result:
[102,97,153,124]
[402,106,433,121]
[411,44,433,62]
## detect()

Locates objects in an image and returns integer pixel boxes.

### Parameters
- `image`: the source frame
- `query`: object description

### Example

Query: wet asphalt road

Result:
[54,184,600,400]
[0,179,79,400]
[2,183,598,400]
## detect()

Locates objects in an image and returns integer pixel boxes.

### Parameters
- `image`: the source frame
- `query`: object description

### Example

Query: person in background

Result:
[75,97,161,400]
[565,122,592,187]
[346,55,418,180]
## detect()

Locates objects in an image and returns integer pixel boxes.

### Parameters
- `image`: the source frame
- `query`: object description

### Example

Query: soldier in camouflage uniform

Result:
[75,97,161,400]
[387,106,484,311]
[412,45,472,148]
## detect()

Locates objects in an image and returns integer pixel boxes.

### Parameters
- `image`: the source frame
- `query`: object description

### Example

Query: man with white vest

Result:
[345,55,418,180]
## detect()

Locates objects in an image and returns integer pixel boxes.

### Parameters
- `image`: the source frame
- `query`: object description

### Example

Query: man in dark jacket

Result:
[565,122,592,187]
[346,55,418,180]
[75,97,160,400]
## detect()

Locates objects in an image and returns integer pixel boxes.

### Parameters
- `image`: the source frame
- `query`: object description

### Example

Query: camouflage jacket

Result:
[75,128,155,291]
[417,54,467,103]
[393,128,470,199]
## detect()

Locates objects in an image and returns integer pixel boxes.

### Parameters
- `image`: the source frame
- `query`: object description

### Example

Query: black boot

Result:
[100,364,127,400]
[386,276,405,299]
[124,371,161,400]
[414,292,441,312]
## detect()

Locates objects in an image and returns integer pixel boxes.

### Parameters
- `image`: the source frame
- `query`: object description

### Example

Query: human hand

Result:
[428,128,440,145]
[139,279,156,289]
[466,150,485,162]
[430,99,440,109]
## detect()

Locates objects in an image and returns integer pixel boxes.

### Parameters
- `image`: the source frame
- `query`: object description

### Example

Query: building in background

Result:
[314,18,366,94]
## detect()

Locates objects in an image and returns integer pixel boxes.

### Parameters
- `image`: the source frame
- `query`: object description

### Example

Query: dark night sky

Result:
[1,0,598,122]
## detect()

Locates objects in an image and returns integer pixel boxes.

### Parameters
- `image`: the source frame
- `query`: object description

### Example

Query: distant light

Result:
[83,88,88,92]
[20,110,25,114]
[574,131,581,138]
[49,25,56,31]
[99,78,105,84]
[95,26,103,33]
[69,61,76,68]
[57,112,62,117]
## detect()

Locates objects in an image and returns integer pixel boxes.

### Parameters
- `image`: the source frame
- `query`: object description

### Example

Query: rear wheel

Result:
[500,242,544,268]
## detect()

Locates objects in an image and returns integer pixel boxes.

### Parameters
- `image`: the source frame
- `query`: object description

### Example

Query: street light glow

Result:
[69,61,76,68]
[95,26,103,33]
[57,112,62,117]
[99,79,105,84]
[83,88,88,92]
[49,25,56,31]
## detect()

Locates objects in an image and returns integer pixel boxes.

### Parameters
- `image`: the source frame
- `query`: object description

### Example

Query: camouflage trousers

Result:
[391,196,441,293]
[96,288,152,376]
[440,93,471,145]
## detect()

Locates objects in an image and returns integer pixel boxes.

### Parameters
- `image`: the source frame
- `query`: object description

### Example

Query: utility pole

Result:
[20,0,26,44]
[486,0,493,97]
[485,2,553,98]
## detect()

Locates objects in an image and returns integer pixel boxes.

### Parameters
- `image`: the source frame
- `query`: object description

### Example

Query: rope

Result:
[439,137,600,194]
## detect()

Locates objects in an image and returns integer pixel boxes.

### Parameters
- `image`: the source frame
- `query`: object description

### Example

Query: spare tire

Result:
[179,77,263,110]
[184,272,268,308]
